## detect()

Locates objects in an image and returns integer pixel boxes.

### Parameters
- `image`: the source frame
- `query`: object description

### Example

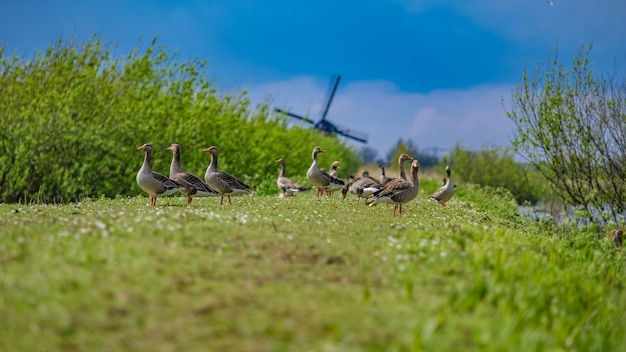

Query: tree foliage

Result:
[507,44,626,224]
[358,145,381,164]
[0,34,360,203]
[385,138,439,169]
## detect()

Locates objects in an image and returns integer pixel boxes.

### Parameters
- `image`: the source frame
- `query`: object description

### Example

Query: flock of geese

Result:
[136,144,455,215]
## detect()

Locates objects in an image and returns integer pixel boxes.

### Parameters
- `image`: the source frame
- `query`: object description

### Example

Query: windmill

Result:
[274,75,369,144]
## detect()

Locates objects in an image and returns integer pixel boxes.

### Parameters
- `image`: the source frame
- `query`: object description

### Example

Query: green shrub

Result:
[441,145,547,205]
[0,35,360,202]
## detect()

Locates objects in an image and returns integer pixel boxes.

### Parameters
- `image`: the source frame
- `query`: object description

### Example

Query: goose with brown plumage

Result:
[343,174,381,202]
[167,143,219,204]
[374,154,414,205]
[136,143,185,207]
[429,165,455,206]
[367,159,420,215]
[306,147,345,196]
[202,146,252,205]
[275,158,311,197]
[371,155,412,207]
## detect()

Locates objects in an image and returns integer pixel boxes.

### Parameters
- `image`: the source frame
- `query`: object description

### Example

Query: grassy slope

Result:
[1,180,625,351]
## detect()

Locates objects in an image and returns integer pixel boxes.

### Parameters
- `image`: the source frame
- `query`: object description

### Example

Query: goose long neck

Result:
[209,150,219,172]
[412,165,419,185]
[279,162,286,177]
[170,147,182,174]
[311,150,319,167]
[399,159,407,180]
[141,149,152,173]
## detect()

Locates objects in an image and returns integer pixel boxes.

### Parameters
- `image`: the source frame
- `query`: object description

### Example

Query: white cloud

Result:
[246,76,516,158]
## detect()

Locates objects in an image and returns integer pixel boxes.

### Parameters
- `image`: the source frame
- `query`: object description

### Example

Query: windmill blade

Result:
[337,129,368,144]
[329,120,369,144]
[320,75,341,121]
[274,107,315,125]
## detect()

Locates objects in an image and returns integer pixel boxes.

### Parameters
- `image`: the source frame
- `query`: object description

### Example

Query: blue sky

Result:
[1,0,625,157]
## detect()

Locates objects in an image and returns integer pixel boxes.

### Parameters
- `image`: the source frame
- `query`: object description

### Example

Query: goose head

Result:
[312,146,325,160]
[137,143,153,152]
[167,143,180,152]
[398,154,415,163]
[202,146,219,155]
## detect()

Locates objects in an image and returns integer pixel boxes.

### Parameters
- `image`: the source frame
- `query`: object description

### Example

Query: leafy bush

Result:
[507,44,626,225]
[441,145,547,205]
[0,35,360,202]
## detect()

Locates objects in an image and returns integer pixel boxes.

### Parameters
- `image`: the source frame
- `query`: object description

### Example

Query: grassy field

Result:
[1,180,625,351]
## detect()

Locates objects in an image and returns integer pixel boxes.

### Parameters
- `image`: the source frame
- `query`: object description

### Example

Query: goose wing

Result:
[152,171,184,195]
[372,178,411,198]
[216,171,251,191]
[278,176,302,192]
[430,183,454,203]
[180,172,219,196]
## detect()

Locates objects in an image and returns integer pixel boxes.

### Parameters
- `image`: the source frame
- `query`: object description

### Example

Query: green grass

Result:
[1,182,625,351]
